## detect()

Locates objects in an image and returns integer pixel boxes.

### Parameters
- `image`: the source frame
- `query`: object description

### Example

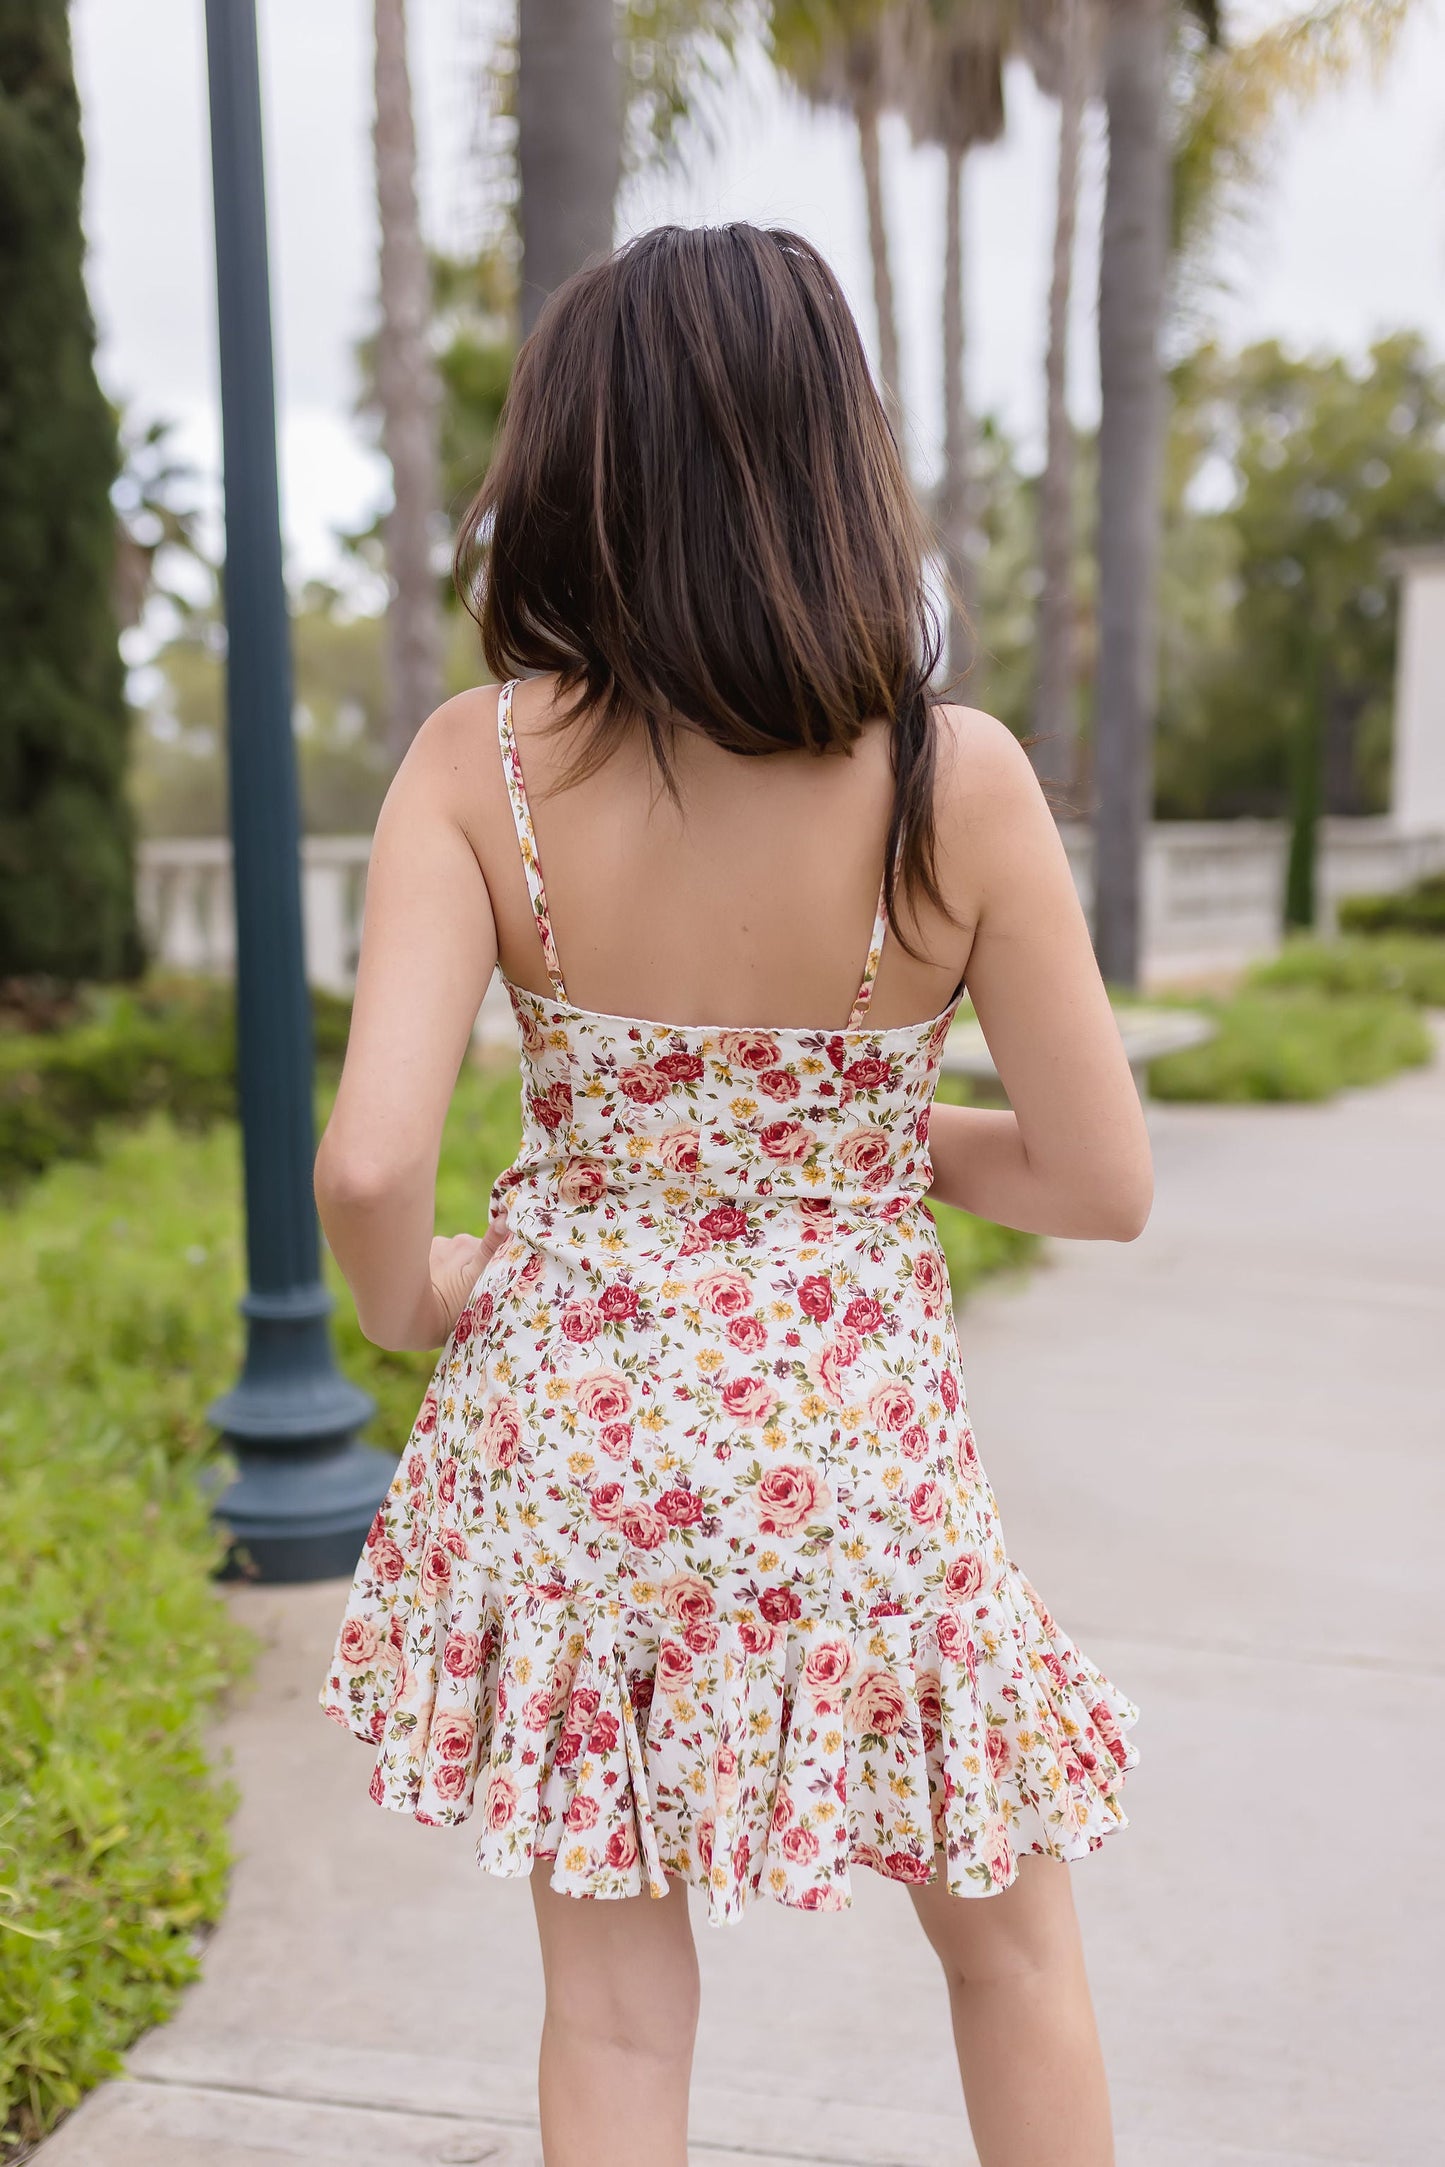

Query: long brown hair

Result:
[454,222,962,953]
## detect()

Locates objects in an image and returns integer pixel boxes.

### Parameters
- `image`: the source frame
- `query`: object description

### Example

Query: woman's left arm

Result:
[314,696,501,1352]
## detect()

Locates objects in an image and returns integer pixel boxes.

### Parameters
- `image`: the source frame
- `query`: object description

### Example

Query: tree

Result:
[1092,0,1172,986]
[0,2,138,982]
[771,0,907,432]
[517,0,624,337]
[373,0,445,765]
[1155,338,1445,889]
[901,0,1006,671]
[1021,0,1093,796]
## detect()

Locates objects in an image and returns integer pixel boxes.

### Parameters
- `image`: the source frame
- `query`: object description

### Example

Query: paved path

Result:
[35,1046,1445,2167]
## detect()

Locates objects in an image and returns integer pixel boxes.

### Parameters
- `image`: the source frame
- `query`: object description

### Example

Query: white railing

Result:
[138,819,1445,1009]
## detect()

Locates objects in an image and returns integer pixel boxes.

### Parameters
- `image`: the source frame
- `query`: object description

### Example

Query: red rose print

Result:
[720,1374,778,1424]
[430,1710,476,1764]
[588,1481,627,1521]
[758,1119,810,1163]
[908,1479,945,1528]
[564,1793,601,1830]
[940,1364,960,1413]
[756,1067,800,1100]
[899,1422,929,1462]
[655,1050,704,1083]
[598,1420,632,1460]
[944,1551,987,1600]
[656,1487,704,1527]
[867,1380,915,1434]
[797,1274,834,1322]
[443,1630,484,1679]
[758,1584,802,1625]
[480,1393,522,1469]
[754,1463,828,1534]
[843,1056,890,1090]
[698,1204,747,1242]
[913,1249,948,1316]
[522,1687,553,1729]
[432,1760,470,1802]
[882,1850,933,1884]
[560,1299,603,1343]
[780,1824,820,1862]
[684,1620,720,1654]
[656,1639,694,1695]
[589,1712,620,1755]
[934,1610,970,1660]
[847,1665,909,1736]
[415,1394,438,1437]
[735,1617,777,1655]
[837,1125,892,1185]
[619,1504,667,1549]
[483,1772,519,1828]
[693,1267,752,1317]
[558,1157,608,1205]
[575,1371,632,1424]
[368,1763,387,1805]
[619,1062,670,1104]
[437,1456,458,1504]
[338,1617,380,1669]
[657,1124,700,1173]
[843,1294,885,1332]
[727,1312,767,1351]
[802,1640,854,1696]
[658,1572,716,1627]
[370,1535,405,1584]
[599,1283,639,1321]
[985,1725,1012,1777]
[530,1079,572,1131]
[364,1508,386,1549]
[419,1543,452,1596]
[718,1031,781,1072]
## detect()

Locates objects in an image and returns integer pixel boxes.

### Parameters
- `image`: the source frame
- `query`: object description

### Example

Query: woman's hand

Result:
[425,1206,510,1344]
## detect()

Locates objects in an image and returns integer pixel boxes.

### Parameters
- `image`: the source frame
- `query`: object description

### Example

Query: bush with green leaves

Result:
[1337,873,1445,941]
[1247,934,1445,1008]
[1148,989,1432,1103]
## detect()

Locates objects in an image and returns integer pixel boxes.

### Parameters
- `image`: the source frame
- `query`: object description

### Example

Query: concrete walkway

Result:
[35,1047,1445,2167]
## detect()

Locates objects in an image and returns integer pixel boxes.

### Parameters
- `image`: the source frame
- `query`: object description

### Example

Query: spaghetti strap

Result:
[845,861,890,1030]
[496,678,569,1005]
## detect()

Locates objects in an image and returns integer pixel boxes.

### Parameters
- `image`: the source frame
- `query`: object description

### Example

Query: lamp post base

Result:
[206,1282,394,1583]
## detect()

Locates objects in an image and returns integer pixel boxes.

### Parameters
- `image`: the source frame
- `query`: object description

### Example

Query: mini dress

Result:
[320,679,1141,1926]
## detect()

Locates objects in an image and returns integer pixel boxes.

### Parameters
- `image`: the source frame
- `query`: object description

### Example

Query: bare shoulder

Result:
[393,682,504,790]
[933,704,1041,809]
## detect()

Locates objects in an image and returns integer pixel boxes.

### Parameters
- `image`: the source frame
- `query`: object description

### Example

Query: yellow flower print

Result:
[567,1451,595,1478]
[756,1549,780,1572]
[730,1097,758,1120]
[637,1406,665,1432]
[545,1376,571,1401]
[695,1348,724,1375]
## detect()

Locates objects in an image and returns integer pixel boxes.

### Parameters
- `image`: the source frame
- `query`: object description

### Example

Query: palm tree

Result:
[771,0,907,432]
[1092,0,1171,987]
[901,0,1006,673]
[517,0,624,338]
[1020,0,1093,797]
[373,0,445,766]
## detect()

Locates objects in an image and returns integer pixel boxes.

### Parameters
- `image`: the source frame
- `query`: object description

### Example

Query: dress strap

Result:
[845,861,891,1030]
[496,678,569,1004]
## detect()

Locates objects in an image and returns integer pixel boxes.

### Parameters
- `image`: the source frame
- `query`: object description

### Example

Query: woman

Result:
[317,222,1150,2167]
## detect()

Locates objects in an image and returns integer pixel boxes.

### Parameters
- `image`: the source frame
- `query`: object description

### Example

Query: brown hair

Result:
[454,221,961,953]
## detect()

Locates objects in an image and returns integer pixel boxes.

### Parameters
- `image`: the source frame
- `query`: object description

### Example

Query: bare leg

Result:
[910,1853,1115,2167]
[530,1866,699,2167]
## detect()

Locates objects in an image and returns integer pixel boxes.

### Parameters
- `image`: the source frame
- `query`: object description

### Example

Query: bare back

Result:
[460,675,975,1035]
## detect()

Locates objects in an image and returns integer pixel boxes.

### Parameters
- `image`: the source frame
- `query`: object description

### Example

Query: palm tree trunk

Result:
[1031,0,1086,798]
[517,0,622,339]
[1093,0,1170,988]
[938,140,972,673]
[373,0,444,767]
[856,95,903,435]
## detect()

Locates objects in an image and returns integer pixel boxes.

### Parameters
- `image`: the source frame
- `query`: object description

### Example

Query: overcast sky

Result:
[71,0,1445,581]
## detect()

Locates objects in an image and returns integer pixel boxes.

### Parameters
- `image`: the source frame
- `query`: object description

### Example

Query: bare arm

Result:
[314,695,505,1350]
[926,712,1153,1242]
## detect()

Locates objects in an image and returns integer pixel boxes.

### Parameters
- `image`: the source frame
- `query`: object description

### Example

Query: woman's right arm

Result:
[924,710,1153,1242]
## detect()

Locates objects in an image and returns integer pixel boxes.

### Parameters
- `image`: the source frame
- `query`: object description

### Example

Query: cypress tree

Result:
[0,1,139,981]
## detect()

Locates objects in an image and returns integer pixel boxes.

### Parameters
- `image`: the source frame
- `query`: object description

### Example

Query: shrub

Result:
[1148,989,1432,1103]
[1248,935,1445,1008]
[0,978,352,1195]
[1337,872,1445,939]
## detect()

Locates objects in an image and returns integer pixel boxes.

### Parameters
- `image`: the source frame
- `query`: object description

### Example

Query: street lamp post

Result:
[202,0,392,1580]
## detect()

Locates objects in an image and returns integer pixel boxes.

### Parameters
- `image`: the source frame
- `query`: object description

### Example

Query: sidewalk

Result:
[34,1047,1445,2167]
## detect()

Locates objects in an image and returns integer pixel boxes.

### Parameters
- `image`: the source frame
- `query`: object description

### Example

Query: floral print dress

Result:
[320,678,1141,1926]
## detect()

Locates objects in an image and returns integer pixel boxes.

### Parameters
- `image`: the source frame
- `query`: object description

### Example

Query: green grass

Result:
[1246,933,1445,1009]
[1147,988,1433,1103]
